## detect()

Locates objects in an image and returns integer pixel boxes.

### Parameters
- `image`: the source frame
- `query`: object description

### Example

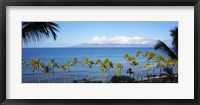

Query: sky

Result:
[23,21,178,48]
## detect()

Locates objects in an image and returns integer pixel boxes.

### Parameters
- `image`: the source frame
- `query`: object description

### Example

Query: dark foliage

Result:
[22,22,60,43]
[162,67,178,83]
[154,27,178,60]
[110,76,135,83]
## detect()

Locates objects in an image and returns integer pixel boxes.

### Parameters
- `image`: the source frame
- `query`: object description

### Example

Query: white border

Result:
[6,6,194,99]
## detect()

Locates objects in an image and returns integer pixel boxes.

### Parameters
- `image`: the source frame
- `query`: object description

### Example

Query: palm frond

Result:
[22,22,60,44]
[154,40,177,59]
[170,27,178,55]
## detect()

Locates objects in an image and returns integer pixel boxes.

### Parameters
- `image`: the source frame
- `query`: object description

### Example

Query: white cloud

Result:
[89,36,162,45]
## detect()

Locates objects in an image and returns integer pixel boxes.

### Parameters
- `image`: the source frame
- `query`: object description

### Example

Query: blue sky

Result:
[23,21,178,48]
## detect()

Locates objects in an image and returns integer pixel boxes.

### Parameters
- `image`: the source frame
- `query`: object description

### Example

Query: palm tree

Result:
[88,60,94,81]
[116,63,124,76]
[95,58,103,81]
[136,50,142,57]
[124,53,129,65]
[131,59,139,80]
[154,27,178,59]
[144,62,153,80]
[60,61,72,83]
[107,61,114,81]
[60,65,67,83]
[136,50,142,81]
[155,54,165,78]
[72,57,78,81]
[147,51,156,79]
[48,59,58,81]
[65,61,73,82]
[82,57,94,81]
[28,58,41,83]
[114,70,121,76]
[28,58,37,83]
[22,22,60,43]
[95,58,114,82]
[144,50,149,58]
[126,68,134,77]
[165,58,177,72]
[41,65,51,83]
[124,54,138,81]
[103,58,114,81]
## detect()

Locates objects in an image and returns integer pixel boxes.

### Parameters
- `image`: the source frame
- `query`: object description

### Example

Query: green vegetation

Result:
[23,50,178,83]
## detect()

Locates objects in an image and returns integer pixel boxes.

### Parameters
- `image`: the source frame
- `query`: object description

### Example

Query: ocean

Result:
[22,47,171,83]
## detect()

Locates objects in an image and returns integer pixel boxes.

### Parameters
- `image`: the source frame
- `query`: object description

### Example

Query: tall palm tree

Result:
[131,59,139,80]
[28,58,37,83]
[155,54,165,78]
[116,63,124,76]
[144,62,153,80]
[136,50,142,81]
[60,61,72,83]
[48,59,58,81]
[154,27,178,59]
[60,65,67,83]
[41,65,51,83]
[28,58,41,83]
[72,57,78,81]
[165,58,178,73]
[88,60,94,81]
[95,58,113,82]
[82,57,94,81]
[147,51,156,79]
[95,58,103,81]
[22,22,60,43]
[124,54,138,81]
[107,61,114,81]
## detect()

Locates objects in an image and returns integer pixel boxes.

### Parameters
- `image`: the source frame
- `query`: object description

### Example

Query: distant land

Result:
[72,43,154,48]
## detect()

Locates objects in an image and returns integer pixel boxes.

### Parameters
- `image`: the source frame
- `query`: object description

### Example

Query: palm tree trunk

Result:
[74,67,76,81]
[135,70,138,81]
[140,70,143,81]
[160,67,162,78]
[152,61,155,80]
[87,68,90,81]
[159,67,162,82]
[38,70,40,83]
[119,69,121,76]
[48,74,50,83]
[132,66,134,78]
[106,71,108,82]
[32,72,34,83]
[100,72,102,81]
[52,68,55,81]
[64,71,66,83]
[90,69,92,81]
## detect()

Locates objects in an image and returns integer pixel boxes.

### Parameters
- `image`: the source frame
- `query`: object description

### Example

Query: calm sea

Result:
[22,47,169,83]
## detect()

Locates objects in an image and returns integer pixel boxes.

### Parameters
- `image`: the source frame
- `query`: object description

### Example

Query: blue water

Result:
[22,48,171,83]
